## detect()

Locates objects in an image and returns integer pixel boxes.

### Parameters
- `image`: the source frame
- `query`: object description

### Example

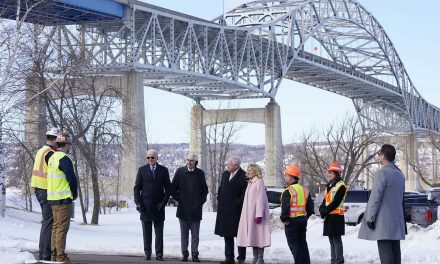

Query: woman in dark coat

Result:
[319,162,348,264]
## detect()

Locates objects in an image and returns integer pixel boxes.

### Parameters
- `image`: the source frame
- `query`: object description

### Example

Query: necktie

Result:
[151,166,155,179]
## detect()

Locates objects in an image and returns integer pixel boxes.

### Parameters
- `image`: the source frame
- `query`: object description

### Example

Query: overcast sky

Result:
[141,0,440,145]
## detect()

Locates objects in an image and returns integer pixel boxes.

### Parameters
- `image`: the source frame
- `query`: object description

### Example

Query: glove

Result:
[255,217,262,224]
[136,204,143,212]
[367,221,375,230]
[157,200,167,211]
[319,205,327,219]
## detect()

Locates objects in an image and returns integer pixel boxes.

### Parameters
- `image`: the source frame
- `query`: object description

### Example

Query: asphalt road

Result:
[32,253,220,264]
[30,253,331,264]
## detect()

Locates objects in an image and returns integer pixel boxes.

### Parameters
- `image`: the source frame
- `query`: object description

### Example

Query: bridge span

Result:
[1,0,439,194]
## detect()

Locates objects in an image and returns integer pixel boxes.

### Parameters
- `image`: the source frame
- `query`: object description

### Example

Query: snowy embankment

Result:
[1,189,440,264]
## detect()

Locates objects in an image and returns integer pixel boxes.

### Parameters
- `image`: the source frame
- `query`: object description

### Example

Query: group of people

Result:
[31,128,78,263]
[279,143,406,264]
[32,134,406,264]
[132,143,406,264]
[133,152,272,264]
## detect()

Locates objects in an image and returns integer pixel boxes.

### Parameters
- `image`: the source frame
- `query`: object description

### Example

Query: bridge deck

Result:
[0,0,123,24]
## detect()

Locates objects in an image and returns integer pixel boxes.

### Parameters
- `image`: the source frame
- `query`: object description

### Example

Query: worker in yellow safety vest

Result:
[47,132,77,263]
[280,164,314,264]
[319,162,348,264]
[31,127,60,261]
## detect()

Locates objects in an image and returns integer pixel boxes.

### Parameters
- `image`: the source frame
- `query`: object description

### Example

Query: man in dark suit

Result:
[215,156,248,264]
[172,153,209,262]
[134,149,171,261]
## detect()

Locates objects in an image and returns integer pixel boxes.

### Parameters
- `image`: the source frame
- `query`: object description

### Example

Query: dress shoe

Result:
[156,256,164,261]
[192,255,201,262]
[220,259,235,264]
[181,255,189,262]
[145,256,151,260]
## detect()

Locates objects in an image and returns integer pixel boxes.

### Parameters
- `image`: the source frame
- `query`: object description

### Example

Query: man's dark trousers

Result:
[377,240,401,264]
[179,219,201,258]
[284,220,310,264]
[141,220,164,258]
[224,237,246,262]
[35,188,53,261]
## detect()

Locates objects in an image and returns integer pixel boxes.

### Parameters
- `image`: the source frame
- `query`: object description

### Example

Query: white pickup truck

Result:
[343,190,370,225]
[316,190,428,226]
[314,190,370,225]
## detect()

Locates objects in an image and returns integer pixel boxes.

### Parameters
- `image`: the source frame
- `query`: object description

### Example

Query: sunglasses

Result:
[147,157,156,160]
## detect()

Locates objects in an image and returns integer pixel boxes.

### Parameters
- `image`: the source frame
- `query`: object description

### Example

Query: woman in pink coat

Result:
[237,164,271,264]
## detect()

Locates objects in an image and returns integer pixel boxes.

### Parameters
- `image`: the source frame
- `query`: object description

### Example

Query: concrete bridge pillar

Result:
[403,133,422,191]
[24,78,47,152]
[190,103,207,171]
[120,71,147,197]
[264,100,283,187]
[358,134,371,189]
[433,145,438,183]
[190,100,284,187]
[23,73,146,198]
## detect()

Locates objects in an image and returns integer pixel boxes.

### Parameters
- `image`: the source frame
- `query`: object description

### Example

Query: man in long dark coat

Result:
[134,149,171,261]
[215,156,247,264]
[172,153,209,262]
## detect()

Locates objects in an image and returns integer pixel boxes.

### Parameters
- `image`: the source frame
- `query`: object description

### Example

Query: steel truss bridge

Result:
[2,0,439,135]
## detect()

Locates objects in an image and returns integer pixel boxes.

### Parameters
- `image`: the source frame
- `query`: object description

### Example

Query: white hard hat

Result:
[46,127,61,137]
[55,132,72,144]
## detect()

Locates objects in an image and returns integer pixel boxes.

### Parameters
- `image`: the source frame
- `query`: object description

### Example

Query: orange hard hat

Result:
[284,165,300,178]
[327,162,343,173]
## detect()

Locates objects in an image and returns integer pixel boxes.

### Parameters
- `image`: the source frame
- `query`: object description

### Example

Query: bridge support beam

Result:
[120,71,147,197]
[23,73,147,198]
[24,78,47,153]
[433,146,438,183]
[190,100,283,187]
[264,101,283,187]
[190,103,207,170]
[401,133,422,191]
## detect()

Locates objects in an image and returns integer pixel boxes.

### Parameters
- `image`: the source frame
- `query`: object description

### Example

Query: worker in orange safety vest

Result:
[280,164,314,264]
[319,162,348,264]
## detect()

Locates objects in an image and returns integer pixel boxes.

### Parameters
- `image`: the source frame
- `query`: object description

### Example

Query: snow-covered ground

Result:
[1,189,440,264]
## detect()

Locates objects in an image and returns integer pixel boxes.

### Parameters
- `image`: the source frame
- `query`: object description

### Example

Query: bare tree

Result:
[204,103,241,211]
[407,135,440,188]
[0,0,45,217]
[288,115,380,193]
[45,75,123,225]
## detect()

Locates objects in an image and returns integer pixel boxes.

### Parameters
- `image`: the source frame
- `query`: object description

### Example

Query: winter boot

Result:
[252,247,259,264]
[181,252,189,262]
[256,248,264,264]
[192,253,201,262]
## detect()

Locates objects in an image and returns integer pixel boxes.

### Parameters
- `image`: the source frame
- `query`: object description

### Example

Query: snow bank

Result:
[1,189,440,263]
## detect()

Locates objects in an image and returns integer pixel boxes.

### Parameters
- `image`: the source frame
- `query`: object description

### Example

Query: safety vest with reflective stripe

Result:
[325,181,347,215]
[31,145,53,189]
[284,184,309,218]
[47,152,73,201]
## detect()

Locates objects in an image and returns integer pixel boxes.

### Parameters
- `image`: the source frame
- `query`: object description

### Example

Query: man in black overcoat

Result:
[172,153,209,262]
[134,149,171,261]
[215,156,248,264]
